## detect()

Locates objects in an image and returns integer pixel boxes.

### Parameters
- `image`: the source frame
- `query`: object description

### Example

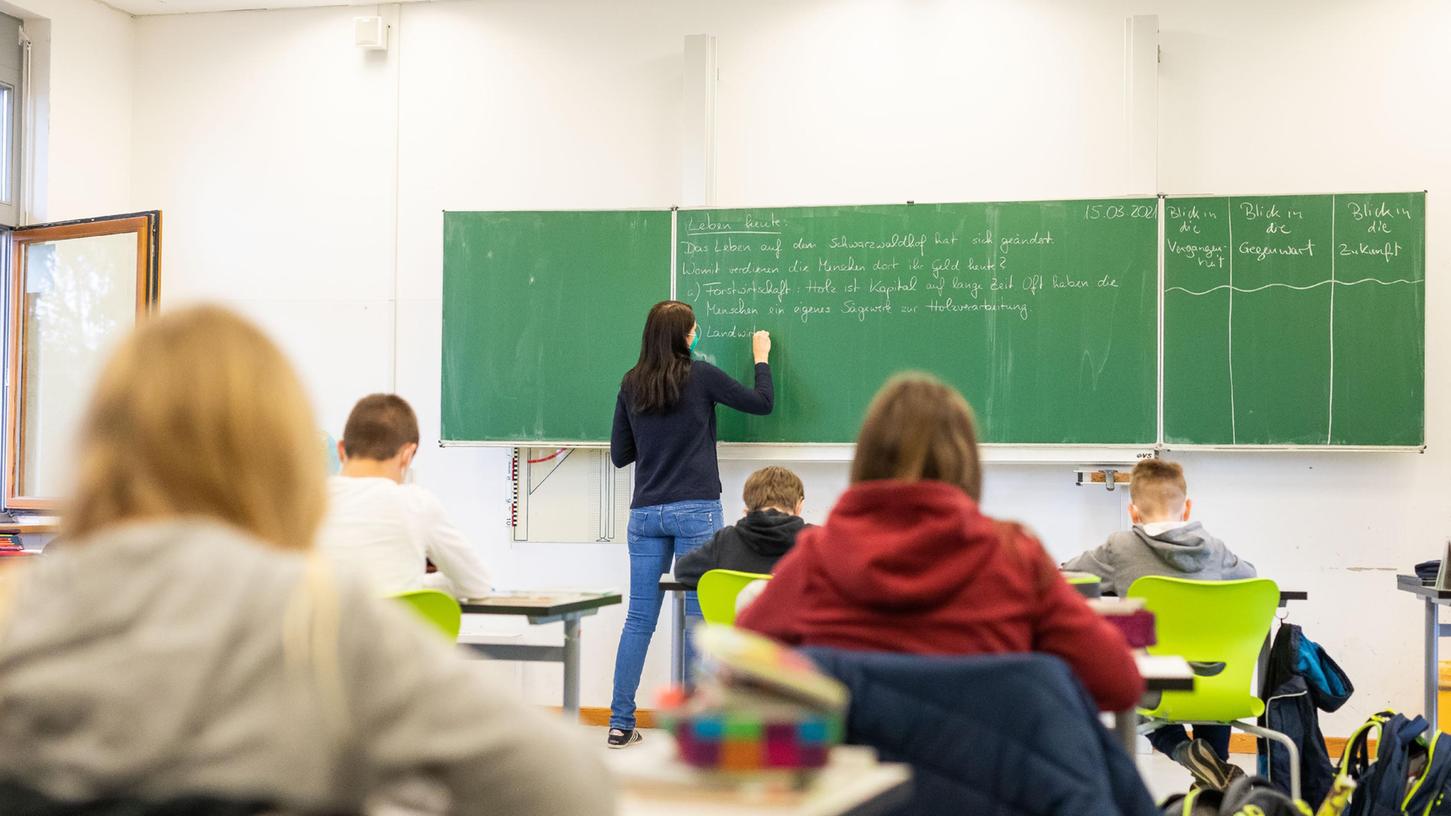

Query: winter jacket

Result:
[673,509,806,587]
[737,479,1145,712]
[804,648,1160,816]
[1258,623,1353,805]
[1062,521,1256,597]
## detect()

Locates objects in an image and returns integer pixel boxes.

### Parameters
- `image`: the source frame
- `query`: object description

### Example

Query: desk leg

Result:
[670,590,686,687]
[563,616,581,722]
[1427,599,1440,724]
[1114,710,1138,757]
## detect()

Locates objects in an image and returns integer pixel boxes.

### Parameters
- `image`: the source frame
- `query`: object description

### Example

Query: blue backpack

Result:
[1341,711,1451,815]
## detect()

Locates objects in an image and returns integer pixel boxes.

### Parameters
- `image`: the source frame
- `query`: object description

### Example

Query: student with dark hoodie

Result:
[674,466,807,587]
[737,373,1144,714]
[1063,458,1256,791]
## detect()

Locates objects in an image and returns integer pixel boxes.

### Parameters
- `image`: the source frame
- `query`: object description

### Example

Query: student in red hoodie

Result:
[737,373,1144,712]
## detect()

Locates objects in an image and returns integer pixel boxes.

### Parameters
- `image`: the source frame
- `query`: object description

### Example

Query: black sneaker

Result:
[1178,738,1234,791]
[607,728,642,749]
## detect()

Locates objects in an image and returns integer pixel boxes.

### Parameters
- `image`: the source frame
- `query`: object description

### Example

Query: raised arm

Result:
[703,332,774,416]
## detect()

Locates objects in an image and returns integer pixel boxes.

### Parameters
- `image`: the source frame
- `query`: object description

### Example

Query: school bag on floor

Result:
[1339,710,1451,815]
[1159,775,1311,816]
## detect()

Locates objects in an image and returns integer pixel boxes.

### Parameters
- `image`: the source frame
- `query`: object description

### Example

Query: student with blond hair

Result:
[737,372,1143,712]
[1064,458,1255,790]
[0,306,609,814]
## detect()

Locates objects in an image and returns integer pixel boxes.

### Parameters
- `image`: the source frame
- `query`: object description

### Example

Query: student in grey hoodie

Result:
[674,466,807,588]
[1063,458,1255,794]
[0,306,612,816]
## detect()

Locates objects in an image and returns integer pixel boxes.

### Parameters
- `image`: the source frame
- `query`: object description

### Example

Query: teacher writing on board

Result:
[607,300,773,748]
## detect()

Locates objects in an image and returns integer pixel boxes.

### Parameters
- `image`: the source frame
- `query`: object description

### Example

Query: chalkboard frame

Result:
[1159,190,1426,452]
[440,191,1427,454]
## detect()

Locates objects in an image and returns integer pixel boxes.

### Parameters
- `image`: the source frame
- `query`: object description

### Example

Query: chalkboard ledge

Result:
[442,439,1425,461]
[1160,444,1426,454]
[441,439,1157,464]
[718,444,1157,465]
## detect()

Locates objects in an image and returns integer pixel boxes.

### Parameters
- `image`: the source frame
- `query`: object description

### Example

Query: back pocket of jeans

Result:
[675,511,716,540]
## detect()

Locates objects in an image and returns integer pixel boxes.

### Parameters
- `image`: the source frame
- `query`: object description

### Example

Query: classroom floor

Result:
[587,727,1258,805]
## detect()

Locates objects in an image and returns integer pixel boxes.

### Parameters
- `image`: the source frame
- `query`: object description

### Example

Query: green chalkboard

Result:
[441,210,670,443]
[1163,192,1425,446]
[679,200,1160,444]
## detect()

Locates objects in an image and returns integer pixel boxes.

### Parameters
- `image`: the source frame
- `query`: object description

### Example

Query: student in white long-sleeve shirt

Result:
[319,394,493,599]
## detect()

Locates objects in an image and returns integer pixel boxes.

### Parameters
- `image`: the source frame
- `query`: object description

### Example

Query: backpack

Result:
[1161,775,1311,816]
[1340,710,1451,815]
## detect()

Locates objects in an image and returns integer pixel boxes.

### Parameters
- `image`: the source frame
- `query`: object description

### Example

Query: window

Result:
[0,13,20,227]
[5,212,160,510]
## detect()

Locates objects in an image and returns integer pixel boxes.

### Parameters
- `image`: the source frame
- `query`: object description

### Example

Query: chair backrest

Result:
[697,569,772,625]
[1127,576,1279,722]
[802,648,1159,816]
[390,589,462,640]
[1062,570,1103,598]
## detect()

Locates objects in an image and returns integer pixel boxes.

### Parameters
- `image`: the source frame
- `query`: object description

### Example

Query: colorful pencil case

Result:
[667,712,841,771]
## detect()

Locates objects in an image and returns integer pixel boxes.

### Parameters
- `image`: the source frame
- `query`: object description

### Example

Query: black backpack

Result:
[1161,775,1311,816]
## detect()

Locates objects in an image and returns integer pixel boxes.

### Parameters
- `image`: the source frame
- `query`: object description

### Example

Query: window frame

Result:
[3,211,161,511]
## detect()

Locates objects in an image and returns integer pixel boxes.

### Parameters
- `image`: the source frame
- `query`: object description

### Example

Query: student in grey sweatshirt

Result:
[1062,518,1256,598]
[0,306,612,816]
[1062,458,1254,795]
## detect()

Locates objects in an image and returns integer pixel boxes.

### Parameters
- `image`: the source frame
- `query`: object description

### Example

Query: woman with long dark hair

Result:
[607,300,773,747]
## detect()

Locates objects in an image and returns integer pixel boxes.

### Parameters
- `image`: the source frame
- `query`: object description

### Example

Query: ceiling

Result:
[111,0,421,18]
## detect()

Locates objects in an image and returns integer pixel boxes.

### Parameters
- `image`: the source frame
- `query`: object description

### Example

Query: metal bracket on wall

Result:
[1075,468,1132,492]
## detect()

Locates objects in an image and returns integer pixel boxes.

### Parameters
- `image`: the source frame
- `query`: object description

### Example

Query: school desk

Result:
[659,573,1116,686]
[660,576,691,686]
[459,590,621,719]
[1119,655,1196,754]
[1396,574,1451,723]
[608,737,912,816]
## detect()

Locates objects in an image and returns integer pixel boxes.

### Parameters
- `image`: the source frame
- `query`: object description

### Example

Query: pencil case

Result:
[666,711,841,770]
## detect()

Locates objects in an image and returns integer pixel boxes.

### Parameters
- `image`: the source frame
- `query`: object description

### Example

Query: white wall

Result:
[6,0,134,221]
[133,6,398,433]
[132,0,1451,735]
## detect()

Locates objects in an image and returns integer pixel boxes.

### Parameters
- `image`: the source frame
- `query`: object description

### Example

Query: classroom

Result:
[0,0,1442,814]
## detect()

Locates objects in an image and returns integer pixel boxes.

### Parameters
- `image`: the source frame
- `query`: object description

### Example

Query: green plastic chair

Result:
[1127,576,1301,801]
[697,569,772,625]
[390,589,462,640]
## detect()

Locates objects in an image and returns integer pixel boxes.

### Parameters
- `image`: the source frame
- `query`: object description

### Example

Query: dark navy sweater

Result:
[611,361,773,508]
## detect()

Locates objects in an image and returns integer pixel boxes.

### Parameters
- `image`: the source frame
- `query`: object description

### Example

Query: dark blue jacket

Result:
[803,648,1159,816]
[611,360,772,508]
[1258,623,1354,805]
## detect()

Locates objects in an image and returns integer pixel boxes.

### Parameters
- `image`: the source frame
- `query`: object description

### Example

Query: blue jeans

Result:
[609,499,723,730]
[1148,724,1232,760]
